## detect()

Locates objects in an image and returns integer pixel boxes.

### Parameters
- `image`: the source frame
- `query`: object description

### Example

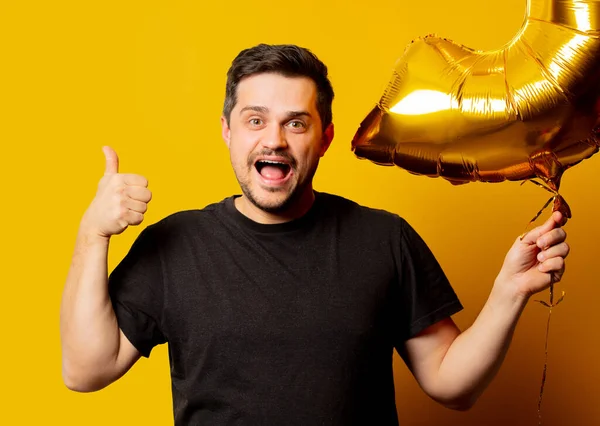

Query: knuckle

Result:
[133,212,144,224]
[118,205,129,218]
[112,173,124,184]
[138,175,149,187]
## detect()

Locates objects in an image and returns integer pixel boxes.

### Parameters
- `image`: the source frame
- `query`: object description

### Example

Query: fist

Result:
[497,211,569,299]
[82,146,152,238]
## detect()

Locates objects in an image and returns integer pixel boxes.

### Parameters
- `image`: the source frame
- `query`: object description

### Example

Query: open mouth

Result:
[255,159,292,182]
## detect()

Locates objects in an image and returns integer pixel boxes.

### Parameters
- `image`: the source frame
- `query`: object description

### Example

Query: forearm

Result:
[435,281,528,408]
[60,219,121,390]
[408,215,568,410]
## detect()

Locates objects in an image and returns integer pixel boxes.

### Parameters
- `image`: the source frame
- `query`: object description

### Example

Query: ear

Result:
[221,116,231,148]
[319,123,334,157]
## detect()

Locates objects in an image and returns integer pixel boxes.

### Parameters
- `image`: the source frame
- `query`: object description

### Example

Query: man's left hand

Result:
[496,211,570,300]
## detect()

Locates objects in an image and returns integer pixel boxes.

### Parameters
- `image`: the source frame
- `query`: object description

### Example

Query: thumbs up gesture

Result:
[81,146,152,239]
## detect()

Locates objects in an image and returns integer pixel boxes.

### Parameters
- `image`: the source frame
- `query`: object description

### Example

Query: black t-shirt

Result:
[108,192,462,425]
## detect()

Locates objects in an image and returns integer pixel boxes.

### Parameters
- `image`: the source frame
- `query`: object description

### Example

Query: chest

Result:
[161,227,396,366]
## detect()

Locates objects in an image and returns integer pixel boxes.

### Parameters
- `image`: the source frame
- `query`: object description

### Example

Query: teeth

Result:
[259,160,286,165]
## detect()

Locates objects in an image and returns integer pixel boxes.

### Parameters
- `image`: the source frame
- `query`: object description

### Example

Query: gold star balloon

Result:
[352,0,600,218]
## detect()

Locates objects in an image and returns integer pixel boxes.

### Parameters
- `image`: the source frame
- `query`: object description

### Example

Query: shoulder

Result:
[139,197,233,238]
[317,192,407,228]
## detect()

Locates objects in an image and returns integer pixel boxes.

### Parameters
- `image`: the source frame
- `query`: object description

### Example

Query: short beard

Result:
[237,160,319,214]
[238,149,300,213]
[239,179,301,213]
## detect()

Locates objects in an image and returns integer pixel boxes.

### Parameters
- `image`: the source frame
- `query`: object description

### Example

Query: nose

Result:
[261,124,288,150]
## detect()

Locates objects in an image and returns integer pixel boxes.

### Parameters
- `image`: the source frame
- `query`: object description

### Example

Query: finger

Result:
[538,256,565,273]
[521,211,563,245]
[537,228,567,249]
[124,210,145,226]
[124,186,152,203]
[103,146,119,175]
[552,268,566,283]
[122,174,149,187]
[123,198,148,214]
[557,211,568,226]
[537,242,570,262]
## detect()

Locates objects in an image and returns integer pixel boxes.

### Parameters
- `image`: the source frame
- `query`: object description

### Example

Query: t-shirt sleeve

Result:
[108,224,167,358]
[393,217,463,343]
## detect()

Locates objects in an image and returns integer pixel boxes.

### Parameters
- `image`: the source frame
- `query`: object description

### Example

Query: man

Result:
[60,44,570,425]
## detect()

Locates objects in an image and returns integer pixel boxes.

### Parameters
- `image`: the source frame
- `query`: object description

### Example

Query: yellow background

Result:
[2,0,599,425]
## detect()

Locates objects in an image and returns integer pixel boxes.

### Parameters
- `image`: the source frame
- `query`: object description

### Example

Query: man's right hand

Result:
[81,146,152,239]
[62,145,148,392]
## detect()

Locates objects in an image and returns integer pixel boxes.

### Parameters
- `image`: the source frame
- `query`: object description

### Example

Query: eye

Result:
[287,120,306,130]
[249,118,263,126]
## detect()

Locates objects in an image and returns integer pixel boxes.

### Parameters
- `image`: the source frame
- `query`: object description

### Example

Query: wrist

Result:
[77,222,111,247]
[77,230,110,248]
[79,209,111,241]
[490,275,531,312]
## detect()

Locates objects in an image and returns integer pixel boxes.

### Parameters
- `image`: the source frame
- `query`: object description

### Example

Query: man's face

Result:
[221,73,333,213]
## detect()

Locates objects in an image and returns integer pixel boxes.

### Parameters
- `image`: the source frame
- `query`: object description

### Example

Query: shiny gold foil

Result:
[352,0,600,217]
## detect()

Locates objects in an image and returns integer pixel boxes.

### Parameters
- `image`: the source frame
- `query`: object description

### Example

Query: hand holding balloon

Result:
[495,211,569,301]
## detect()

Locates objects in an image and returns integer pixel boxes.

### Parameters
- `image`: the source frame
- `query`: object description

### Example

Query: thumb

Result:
[521,211,563,245]
[103,146,119,175]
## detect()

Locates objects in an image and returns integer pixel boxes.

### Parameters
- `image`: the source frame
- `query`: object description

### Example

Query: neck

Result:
[234,187,316,225]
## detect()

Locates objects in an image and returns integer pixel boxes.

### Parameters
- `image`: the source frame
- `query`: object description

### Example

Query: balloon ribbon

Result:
[520,179,566,426]
[535,281,565,426]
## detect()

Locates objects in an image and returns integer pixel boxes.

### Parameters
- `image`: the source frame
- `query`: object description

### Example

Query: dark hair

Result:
[223,44,334,131]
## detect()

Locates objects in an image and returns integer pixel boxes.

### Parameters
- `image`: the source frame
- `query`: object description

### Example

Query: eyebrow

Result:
[239,105,312,119]
[286,110,312,119]
[240,105,269,114]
